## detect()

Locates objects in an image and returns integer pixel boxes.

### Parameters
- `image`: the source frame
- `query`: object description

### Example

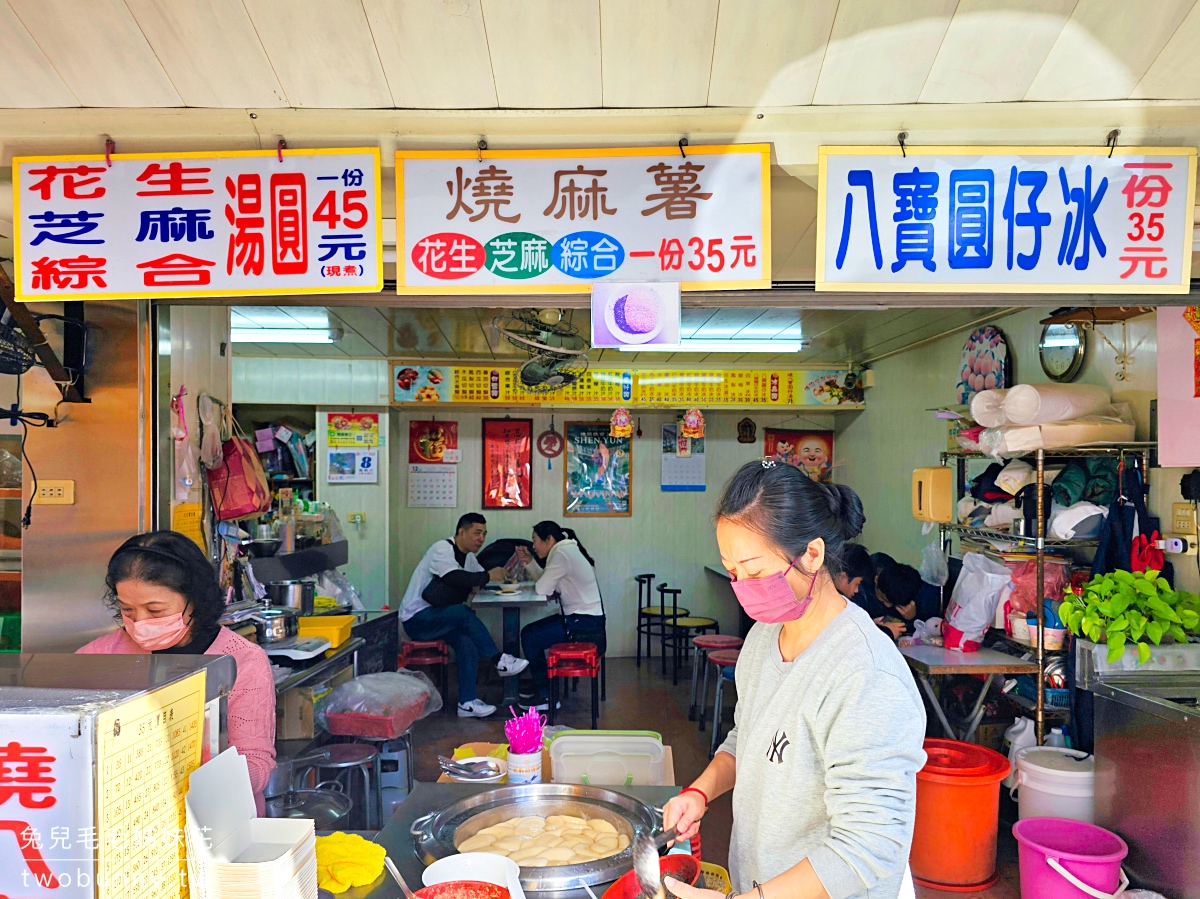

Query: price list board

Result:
[400,363,833,408]
[95,670,206,899]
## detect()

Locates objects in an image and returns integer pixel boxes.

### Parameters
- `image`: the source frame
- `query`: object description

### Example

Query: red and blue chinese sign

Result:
[817,146,1196,293]
[12,148,383,301]
[396,145,771,293]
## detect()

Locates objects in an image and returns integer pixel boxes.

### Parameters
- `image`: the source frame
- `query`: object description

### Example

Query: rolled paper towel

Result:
[969,388,1011,428]
[1001,383,1111,425]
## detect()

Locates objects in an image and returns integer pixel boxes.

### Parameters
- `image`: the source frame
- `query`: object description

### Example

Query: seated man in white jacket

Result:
[401,512,529,718]
[515,520,606,711]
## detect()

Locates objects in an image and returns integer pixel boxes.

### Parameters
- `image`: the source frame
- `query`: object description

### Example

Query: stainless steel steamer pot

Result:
[409,784,664,893]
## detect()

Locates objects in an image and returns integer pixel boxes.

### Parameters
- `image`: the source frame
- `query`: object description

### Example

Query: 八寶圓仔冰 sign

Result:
[817,146,1196,293]
[396,145,770,293]
[12,149,383,301]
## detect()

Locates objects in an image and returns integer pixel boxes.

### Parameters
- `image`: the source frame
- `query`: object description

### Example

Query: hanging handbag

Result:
[207,422,272,521]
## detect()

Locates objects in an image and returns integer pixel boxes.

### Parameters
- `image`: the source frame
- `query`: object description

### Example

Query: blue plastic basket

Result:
[1014,675,1070,708]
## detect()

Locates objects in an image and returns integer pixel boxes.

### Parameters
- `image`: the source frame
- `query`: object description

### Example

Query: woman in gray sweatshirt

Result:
[664,460,927,899]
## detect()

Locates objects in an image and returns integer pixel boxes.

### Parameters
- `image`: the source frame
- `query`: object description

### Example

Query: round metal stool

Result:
[697,648,740,734]
[310,743,382,830]
[689,634,744,723]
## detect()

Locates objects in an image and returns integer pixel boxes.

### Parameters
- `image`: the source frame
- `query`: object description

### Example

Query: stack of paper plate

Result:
[186,748,318,899]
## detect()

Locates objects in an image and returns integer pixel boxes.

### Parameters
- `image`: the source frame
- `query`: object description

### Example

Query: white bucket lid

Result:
[1016,746,1094,778]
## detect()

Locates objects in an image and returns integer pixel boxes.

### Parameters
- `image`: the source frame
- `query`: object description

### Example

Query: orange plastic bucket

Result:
[911,738,1011,891]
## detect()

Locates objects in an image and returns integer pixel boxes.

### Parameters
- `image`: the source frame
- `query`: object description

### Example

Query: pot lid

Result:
[1016,747,1093,775]
[920,738,1010,782]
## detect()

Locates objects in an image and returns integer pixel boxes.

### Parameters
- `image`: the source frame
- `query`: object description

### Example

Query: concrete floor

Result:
[406,656,1022,898]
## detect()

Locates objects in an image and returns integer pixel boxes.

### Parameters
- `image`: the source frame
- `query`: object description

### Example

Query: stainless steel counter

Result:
[341,782,681,899]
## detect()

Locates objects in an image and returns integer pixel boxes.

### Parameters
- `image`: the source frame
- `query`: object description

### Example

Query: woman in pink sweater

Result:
[78,531,277,814]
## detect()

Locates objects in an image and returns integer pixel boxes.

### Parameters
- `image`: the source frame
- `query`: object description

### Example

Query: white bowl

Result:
[424,852,525,899]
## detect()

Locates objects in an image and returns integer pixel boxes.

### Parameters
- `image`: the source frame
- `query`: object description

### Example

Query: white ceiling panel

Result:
[921,0,1076,104]
[241,0,393,108]
[600,0,719,108]
[0,2,78,107]
[813,0,958,105]
[364,0,497,109]
[1026,0,1194,100]
[8,0,182,107]
[708,0,839,107]
[1132,0,1200,99]
[482,0,602,108]
[124,0,288,107]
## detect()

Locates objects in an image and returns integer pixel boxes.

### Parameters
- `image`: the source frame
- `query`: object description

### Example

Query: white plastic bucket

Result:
[1012,747,1095,824]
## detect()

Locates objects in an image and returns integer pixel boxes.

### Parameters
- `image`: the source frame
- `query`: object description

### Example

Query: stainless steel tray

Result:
[409,784,663,894]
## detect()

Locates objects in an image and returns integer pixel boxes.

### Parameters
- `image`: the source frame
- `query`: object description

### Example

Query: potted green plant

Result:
[1059,569,1200,664]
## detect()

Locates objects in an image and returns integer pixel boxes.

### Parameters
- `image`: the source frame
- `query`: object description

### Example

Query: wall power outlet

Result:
[33,480,75,505]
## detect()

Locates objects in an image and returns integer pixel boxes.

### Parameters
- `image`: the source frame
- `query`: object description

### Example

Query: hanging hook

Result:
[104,137,115,168]
[277,138,287,163]
[897,132,908,158]
[678,138,688,159]
[478,139,487,163]
[1106,129,1120,158]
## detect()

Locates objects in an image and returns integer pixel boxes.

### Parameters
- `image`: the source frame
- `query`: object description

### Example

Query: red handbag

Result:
[207,431,272,521]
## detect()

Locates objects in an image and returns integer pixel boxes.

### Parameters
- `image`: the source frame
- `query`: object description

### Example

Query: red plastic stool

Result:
[399,640,451,714]
[548,643,601,729]
[697,648,740,734]
[689,635,744,722]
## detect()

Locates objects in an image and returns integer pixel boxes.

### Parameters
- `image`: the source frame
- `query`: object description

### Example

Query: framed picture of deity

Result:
[482,418,533,509]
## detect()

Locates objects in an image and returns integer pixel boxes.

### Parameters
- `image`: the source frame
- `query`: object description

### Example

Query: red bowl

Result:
[602,855,701,899]
[415,881,511,899]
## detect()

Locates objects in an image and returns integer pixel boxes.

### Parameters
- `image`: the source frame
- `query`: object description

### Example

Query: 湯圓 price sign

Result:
[12,149,383,301]
[396,145,770,293]
[817,146,1196,293]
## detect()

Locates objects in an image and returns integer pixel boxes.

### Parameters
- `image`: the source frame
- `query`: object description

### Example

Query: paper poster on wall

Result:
[483,418,533,509]
[564,422,632,516]
[328,447,378,483]
[1157,306,1200,467]
[764,428,834,483]
[408,420,460,463]
[328,412,380,447]
[661,423,705,492]
[409,464,457,507]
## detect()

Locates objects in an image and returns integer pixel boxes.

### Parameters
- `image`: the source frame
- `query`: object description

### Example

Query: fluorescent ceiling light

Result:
[619,340,807,354]
[231,328,343,344]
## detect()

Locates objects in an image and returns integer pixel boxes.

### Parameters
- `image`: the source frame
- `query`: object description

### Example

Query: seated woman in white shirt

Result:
[515,521,606,711]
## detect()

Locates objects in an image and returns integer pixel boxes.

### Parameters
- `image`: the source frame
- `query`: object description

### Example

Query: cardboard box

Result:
[276,688,316,740]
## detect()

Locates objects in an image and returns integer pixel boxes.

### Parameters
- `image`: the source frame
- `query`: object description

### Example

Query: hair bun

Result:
[833,484,866,541]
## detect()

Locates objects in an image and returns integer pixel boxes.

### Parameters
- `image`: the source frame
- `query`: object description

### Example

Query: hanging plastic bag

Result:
[943,552,1013,651]
[0,450,22,488]
[171,385,201,501]
[197,392,225,469]
[919,541,949,587]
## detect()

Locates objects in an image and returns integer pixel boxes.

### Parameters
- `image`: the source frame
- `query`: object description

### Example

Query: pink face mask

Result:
[730,555,818,623]
[122,613,190,651]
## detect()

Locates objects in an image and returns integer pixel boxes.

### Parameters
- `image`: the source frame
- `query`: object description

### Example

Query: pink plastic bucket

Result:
[1013,818,1129,899]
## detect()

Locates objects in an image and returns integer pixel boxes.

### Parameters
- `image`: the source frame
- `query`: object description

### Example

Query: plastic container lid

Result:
[550,732,664,787]
[1016,747,1094,778]
[918,738,1010,785]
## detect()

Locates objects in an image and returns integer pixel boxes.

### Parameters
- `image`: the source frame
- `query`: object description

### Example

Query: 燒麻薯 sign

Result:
[12,149,383,301]
[395,145,770,293]
[817,146,1196,293]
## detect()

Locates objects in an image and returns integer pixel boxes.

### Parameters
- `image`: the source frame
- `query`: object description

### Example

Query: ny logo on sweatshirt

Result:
[766,729,790,764]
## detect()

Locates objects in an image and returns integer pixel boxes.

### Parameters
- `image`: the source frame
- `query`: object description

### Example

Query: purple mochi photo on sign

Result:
[590,282,680,348]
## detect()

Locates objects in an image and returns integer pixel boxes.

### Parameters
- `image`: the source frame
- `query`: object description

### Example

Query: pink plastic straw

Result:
[505,706,545,755]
